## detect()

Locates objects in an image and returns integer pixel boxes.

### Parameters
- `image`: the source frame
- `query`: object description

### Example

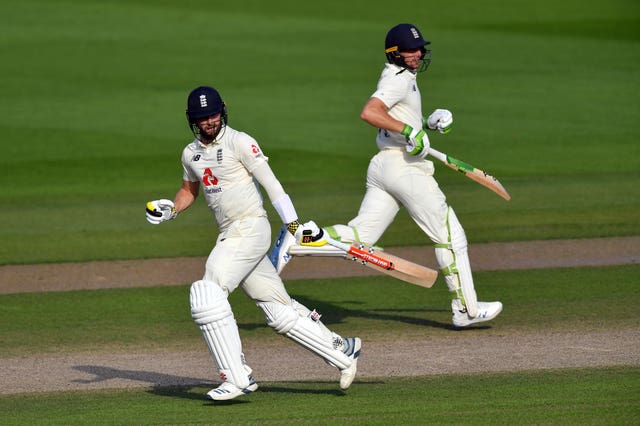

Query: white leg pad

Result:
[435,208,478,318]
[257,301,351,370]
[291,299,335,340]
[190,280,250,389]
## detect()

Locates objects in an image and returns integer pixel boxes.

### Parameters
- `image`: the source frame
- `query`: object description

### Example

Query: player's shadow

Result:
[263,295,455,331]
[71,365,344,401]
[238,302,478,332]
[72,365,208,399]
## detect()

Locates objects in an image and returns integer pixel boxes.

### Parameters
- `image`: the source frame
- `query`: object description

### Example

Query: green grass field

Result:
[2,368,637,425]
[1,0,639,424]
[1,0,638,264]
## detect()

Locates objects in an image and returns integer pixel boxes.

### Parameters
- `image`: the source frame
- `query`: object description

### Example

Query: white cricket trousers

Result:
[203,215,291,305]
[347,149,450,246]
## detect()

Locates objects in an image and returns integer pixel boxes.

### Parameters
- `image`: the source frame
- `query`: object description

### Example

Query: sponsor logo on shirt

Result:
[203,168,218,186]
[202,167,222,194]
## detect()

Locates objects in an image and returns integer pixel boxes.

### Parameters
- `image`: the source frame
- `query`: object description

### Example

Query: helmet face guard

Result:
[185,86,228,141]
[385,45,431,72]
[385,23,431,72]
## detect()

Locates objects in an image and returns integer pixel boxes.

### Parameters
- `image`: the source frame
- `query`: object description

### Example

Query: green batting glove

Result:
[401,124,429,159]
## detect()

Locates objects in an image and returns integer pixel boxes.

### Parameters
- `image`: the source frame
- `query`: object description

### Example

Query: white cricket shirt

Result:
[181,126,269,230]
[371,63,424,150]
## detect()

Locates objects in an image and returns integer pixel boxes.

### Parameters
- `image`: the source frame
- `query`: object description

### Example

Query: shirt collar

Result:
[385,62,417,77]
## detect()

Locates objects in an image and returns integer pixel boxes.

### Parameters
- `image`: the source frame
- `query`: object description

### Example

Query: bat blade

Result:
[445,160,511,201]
[429,147,511,201]
[326,237,438,288]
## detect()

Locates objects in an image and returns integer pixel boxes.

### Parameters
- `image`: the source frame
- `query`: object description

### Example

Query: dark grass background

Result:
[1,0,638,264]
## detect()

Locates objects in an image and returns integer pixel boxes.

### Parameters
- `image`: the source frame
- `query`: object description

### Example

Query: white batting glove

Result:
[294,221,327,247]
[401,124,429,159]
[146,199,177,225]
[426,109,453,134]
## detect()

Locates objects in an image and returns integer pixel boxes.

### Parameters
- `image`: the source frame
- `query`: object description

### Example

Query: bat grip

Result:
[324,235,351,252]
[427,147,447,163]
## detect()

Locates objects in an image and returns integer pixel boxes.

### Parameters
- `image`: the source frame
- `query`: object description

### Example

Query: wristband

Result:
[286,221,300,235]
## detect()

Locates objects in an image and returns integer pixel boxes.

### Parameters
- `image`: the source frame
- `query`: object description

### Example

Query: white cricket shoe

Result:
[452,301,503,328]
[339,337,362,390]
[206,375,258,401]
[268,225,296,274]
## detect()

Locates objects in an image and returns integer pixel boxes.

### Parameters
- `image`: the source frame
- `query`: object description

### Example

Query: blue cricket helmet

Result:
[185,86,228,140]
[384,23,432,72]
[186,86,227,122]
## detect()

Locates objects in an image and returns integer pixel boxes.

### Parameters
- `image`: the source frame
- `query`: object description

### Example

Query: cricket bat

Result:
[324,236,438,288]
[428,147,511,201]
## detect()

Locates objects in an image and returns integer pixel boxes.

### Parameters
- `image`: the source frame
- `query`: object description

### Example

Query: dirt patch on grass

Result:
[2,236,638,294]
[3,328,638,395]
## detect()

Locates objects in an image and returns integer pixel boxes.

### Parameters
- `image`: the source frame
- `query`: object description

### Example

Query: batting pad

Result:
[190,280,250,389]
[435,208,479,318]
[291,299,334,340]
[258,301,351,370]
[447,208,478,317]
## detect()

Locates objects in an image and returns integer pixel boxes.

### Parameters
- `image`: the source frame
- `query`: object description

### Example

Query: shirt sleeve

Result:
[181,146,199,182]
[235,133,269,173]
[371,69,409,109]
[252,161,285,202]
[252,162,298,224]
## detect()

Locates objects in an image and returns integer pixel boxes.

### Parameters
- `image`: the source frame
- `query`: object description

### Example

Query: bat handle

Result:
[324,235,351,253]
[427,147,447,163]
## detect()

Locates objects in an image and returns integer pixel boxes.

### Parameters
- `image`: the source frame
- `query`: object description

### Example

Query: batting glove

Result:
[146,199,177,225]
[401,124,429,159]
[294,221,327,247]
[426,109,453,134]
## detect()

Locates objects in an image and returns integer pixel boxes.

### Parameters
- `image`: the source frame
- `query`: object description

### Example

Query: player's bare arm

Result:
[362,96,429,159]
[173,180,199,213]
[360,97,404,133]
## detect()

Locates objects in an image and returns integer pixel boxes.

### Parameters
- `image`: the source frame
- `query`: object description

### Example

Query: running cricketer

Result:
[146,85,361,401]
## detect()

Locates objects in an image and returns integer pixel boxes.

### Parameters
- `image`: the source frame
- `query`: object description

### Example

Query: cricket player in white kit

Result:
[272,24,502,328]
[146,86,361,401]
